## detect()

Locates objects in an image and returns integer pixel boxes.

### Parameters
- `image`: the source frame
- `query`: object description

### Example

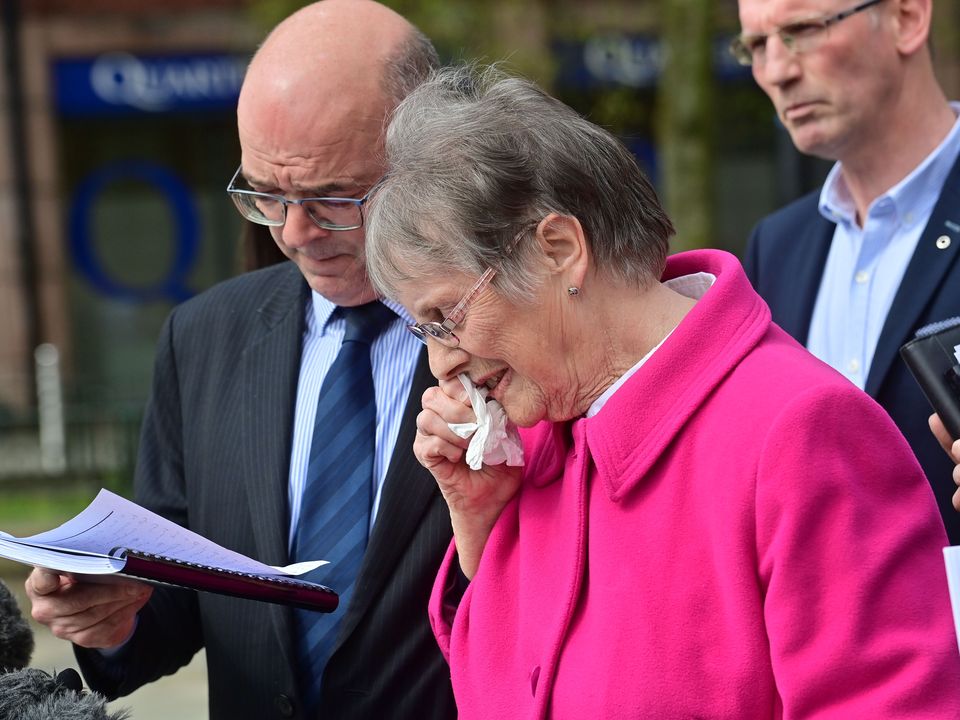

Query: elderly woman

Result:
[364,65,960,718]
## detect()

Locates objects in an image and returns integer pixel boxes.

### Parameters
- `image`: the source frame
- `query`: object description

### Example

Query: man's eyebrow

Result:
[244,174,357,197]
[242,173,278,191]
[295,178,358,195]
[308,182,355,196]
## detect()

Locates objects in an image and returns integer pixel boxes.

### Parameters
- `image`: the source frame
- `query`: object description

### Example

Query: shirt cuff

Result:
[95,614,139,658]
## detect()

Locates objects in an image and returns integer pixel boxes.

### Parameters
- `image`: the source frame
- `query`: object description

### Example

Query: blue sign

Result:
[69,161,199,303]
[553,34,750,90]
[54,52,248,116]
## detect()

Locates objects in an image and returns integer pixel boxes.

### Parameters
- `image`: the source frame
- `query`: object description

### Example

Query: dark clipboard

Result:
[900,317,960,441]
[115,550,339,612]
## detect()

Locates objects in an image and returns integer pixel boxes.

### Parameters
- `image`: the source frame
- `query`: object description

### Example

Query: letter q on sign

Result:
[68,160,199,303]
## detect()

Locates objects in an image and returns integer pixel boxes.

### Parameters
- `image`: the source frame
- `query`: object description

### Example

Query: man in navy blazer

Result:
[24,2,457,718]
[734,0,960,542]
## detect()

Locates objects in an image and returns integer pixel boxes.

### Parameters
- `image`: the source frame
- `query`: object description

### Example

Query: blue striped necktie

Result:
[293,301,395,712]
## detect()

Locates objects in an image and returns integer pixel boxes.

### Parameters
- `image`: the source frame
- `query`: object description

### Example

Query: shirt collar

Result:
[585,272,716,417]
[308,291,413,336]
[819,101,960,228]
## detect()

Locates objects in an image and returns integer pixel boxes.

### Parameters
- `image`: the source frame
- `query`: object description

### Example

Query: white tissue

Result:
[447,373,525,471]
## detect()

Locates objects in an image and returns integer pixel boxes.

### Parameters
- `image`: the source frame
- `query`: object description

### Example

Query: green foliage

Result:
[713,84,778,154]
[565,87,656,137]
[385,0,490,52]
[246,0,312,32]
[245,0,494,58]
[0,486,99,537]
[656,0,714,249]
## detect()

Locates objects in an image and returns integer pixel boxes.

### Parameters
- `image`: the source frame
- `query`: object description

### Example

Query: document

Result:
[944,546,960,654]
[0,489,338,612]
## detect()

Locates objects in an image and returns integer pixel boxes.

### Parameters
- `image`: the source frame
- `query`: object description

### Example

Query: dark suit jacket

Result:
[743,154,960,544]
[77,262,457,720]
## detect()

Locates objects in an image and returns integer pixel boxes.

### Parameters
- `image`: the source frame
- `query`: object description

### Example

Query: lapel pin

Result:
[936,235,952,250]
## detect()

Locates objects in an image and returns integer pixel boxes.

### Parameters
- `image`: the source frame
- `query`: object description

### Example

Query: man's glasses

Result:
[407,226,530,347]
[226,165,376,231]
[729,0,885,67]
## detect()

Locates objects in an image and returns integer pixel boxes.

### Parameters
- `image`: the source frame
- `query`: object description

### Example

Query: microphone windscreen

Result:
[0,579,34,670]
[0,666,132,720]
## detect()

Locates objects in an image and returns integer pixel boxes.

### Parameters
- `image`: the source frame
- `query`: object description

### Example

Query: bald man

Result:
[25,2,457,718]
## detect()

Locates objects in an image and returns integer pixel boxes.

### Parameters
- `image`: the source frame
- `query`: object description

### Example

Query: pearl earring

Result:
[567,286,580,296]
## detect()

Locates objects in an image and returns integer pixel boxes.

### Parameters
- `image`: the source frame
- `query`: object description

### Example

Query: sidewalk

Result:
[4,573,208,720]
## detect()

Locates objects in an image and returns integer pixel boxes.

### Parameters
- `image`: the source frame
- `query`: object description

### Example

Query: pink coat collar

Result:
[520,249,771,502]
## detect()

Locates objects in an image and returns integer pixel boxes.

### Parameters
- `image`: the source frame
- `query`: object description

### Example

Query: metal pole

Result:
[35,343,66,474]
[2,0,43,398]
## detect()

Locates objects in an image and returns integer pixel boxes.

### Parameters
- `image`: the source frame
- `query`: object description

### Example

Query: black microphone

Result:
[0,579,34,670]
[56,667,84,692]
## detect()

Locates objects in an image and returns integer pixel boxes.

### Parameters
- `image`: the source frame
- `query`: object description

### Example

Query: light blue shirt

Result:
[286,292,422,549]
[807,103,960,389]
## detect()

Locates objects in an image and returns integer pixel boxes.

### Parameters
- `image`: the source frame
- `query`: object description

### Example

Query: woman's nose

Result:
[427,341,469,384]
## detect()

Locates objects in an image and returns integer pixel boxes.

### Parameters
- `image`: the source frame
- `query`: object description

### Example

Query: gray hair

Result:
[365,63,675,303]
[381,27,441,109]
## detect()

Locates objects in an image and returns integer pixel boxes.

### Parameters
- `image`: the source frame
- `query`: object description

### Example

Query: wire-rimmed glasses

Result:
[729,0,885,67]
[226,165,376,231]
[407,226,530,347]
[408,267,498,347]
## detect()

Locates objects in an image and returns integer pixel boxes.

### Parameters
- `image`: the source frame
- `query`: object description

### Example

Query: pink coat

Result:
[429,249,960,719]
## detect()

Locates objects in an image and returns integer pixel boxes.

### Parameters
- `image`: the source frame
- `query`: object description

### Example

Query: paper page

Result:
[3,489,323,577]
[943,546,960,654]
[0,535,125,574]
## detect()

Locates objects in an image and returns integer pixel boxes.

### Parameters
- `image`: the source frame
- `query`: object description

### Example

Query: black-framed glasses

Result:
[226,165,377,231]
[407,226,530,347]
[730,0,885,67]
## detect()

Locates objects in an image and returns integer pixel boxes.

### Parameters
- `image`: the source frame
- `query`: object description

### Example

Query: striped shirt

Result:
[287,292,422,549]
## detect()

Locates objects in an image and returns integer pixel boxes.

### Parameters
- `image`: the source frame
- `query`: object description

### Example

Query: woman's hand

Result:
[929,413,960,510]
[415,378,523,578]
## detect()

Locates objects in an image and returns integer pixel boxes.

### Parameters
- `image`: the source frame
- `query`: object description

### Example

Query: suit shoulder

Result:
[176,262,301,317]
[167,262,304,337]
[753,189,821,234]
[745,190,829,274]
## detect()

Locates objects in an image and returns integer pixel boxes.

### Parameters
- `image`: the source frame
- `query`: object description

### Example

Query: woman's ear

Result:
[533,213,589,289]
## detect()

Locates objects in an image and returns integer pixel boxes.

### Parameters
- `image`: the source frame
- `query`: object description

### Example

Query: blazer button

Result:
[274,694,295,718]
[530,665,541,697]
[936,235,951,250]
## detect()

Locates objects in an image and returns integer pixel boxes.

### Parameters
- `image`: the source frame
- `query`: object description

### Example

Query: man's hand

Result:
[26,567,152,649]
[929,413,960,511]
